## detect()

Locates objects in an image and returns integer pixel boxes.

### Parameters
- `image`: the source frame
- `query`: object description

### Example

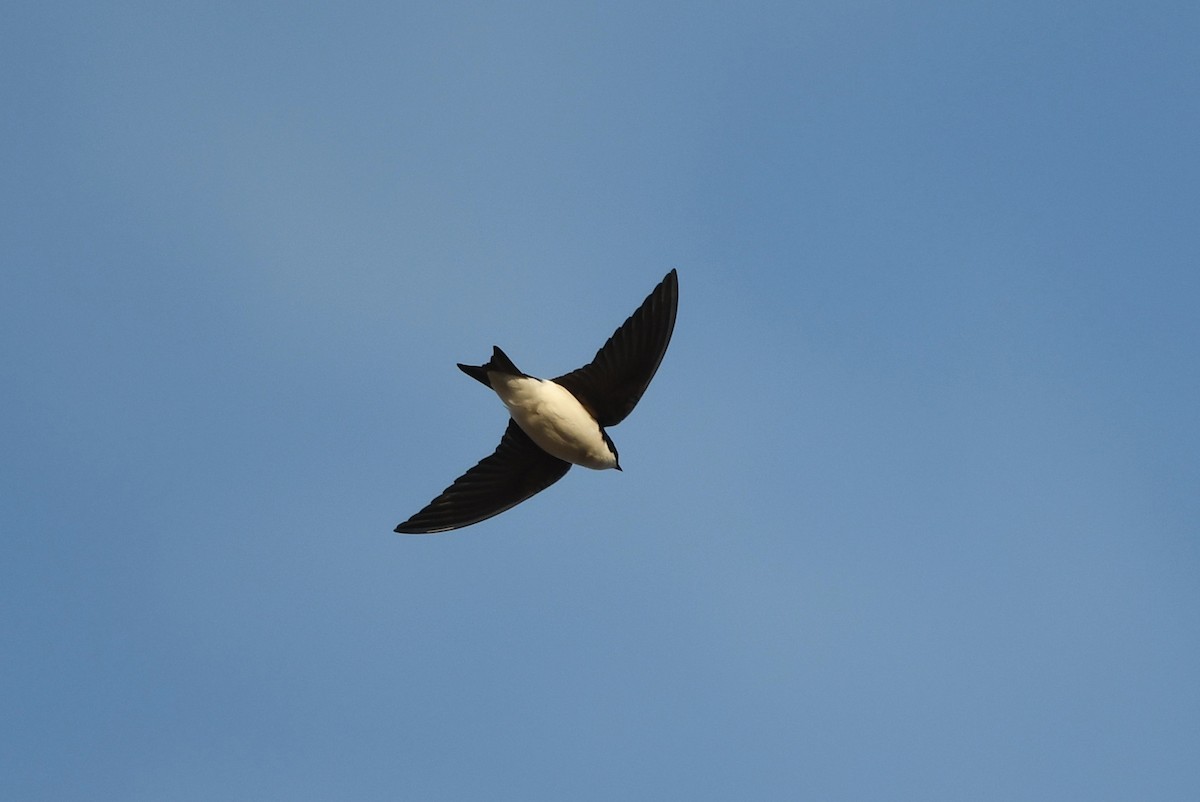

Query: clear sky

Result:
[3,2,1198,799]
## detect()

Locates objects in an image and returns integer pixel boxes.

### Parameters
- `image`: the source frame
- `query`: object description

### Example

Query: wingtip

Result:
[659,268,679,306]
[395,522,441,535]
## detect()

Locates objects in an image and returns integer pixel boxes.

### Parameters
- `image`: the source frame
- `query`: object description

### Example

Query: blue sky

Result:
[3,1,1198,799]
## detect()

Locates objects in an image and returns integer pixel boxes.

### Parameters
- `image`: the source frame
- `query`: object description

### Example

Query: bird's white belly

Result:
[492,376,616,470]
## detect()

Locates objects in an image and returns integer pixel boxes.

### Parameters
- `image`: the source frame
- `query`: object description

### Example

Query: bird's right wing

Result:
[553,269,678,428]
[394,420,571,534]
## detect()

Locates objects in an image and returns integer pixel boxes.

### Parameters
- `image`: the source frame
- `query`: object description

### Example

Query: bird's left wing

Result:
[394,420,571,534]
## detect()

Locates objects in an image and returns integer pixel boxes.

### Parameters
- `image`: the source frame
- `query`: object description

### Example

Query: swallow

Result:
[395,269,678,534]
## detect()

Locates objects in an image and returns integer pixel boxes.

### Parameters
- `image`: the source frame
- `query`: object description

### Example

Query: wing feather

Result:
[553,269,678,427]
[394,420,571,534]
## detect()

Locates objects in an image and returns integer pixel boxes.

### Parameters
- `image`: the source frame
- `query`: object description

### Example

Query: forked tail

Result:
[457,346,525,387]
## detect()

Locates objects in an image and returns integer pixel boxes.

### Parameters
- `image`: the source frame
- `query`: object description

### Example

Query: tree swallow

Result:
[395,269,678,534]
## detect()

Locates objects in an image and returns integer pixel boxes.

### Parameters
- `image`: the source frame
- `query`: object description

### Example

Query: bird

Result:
[395,269,678,534]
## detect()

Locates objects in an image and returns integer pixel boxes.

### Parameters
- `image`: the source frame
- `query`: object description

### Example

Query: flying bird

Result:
[395,269,678,534]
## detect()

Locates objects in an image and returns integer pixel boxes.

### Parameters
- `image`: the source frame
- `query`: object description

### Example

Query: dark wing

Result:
[553,269,678,428]
[394,420,571,534]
